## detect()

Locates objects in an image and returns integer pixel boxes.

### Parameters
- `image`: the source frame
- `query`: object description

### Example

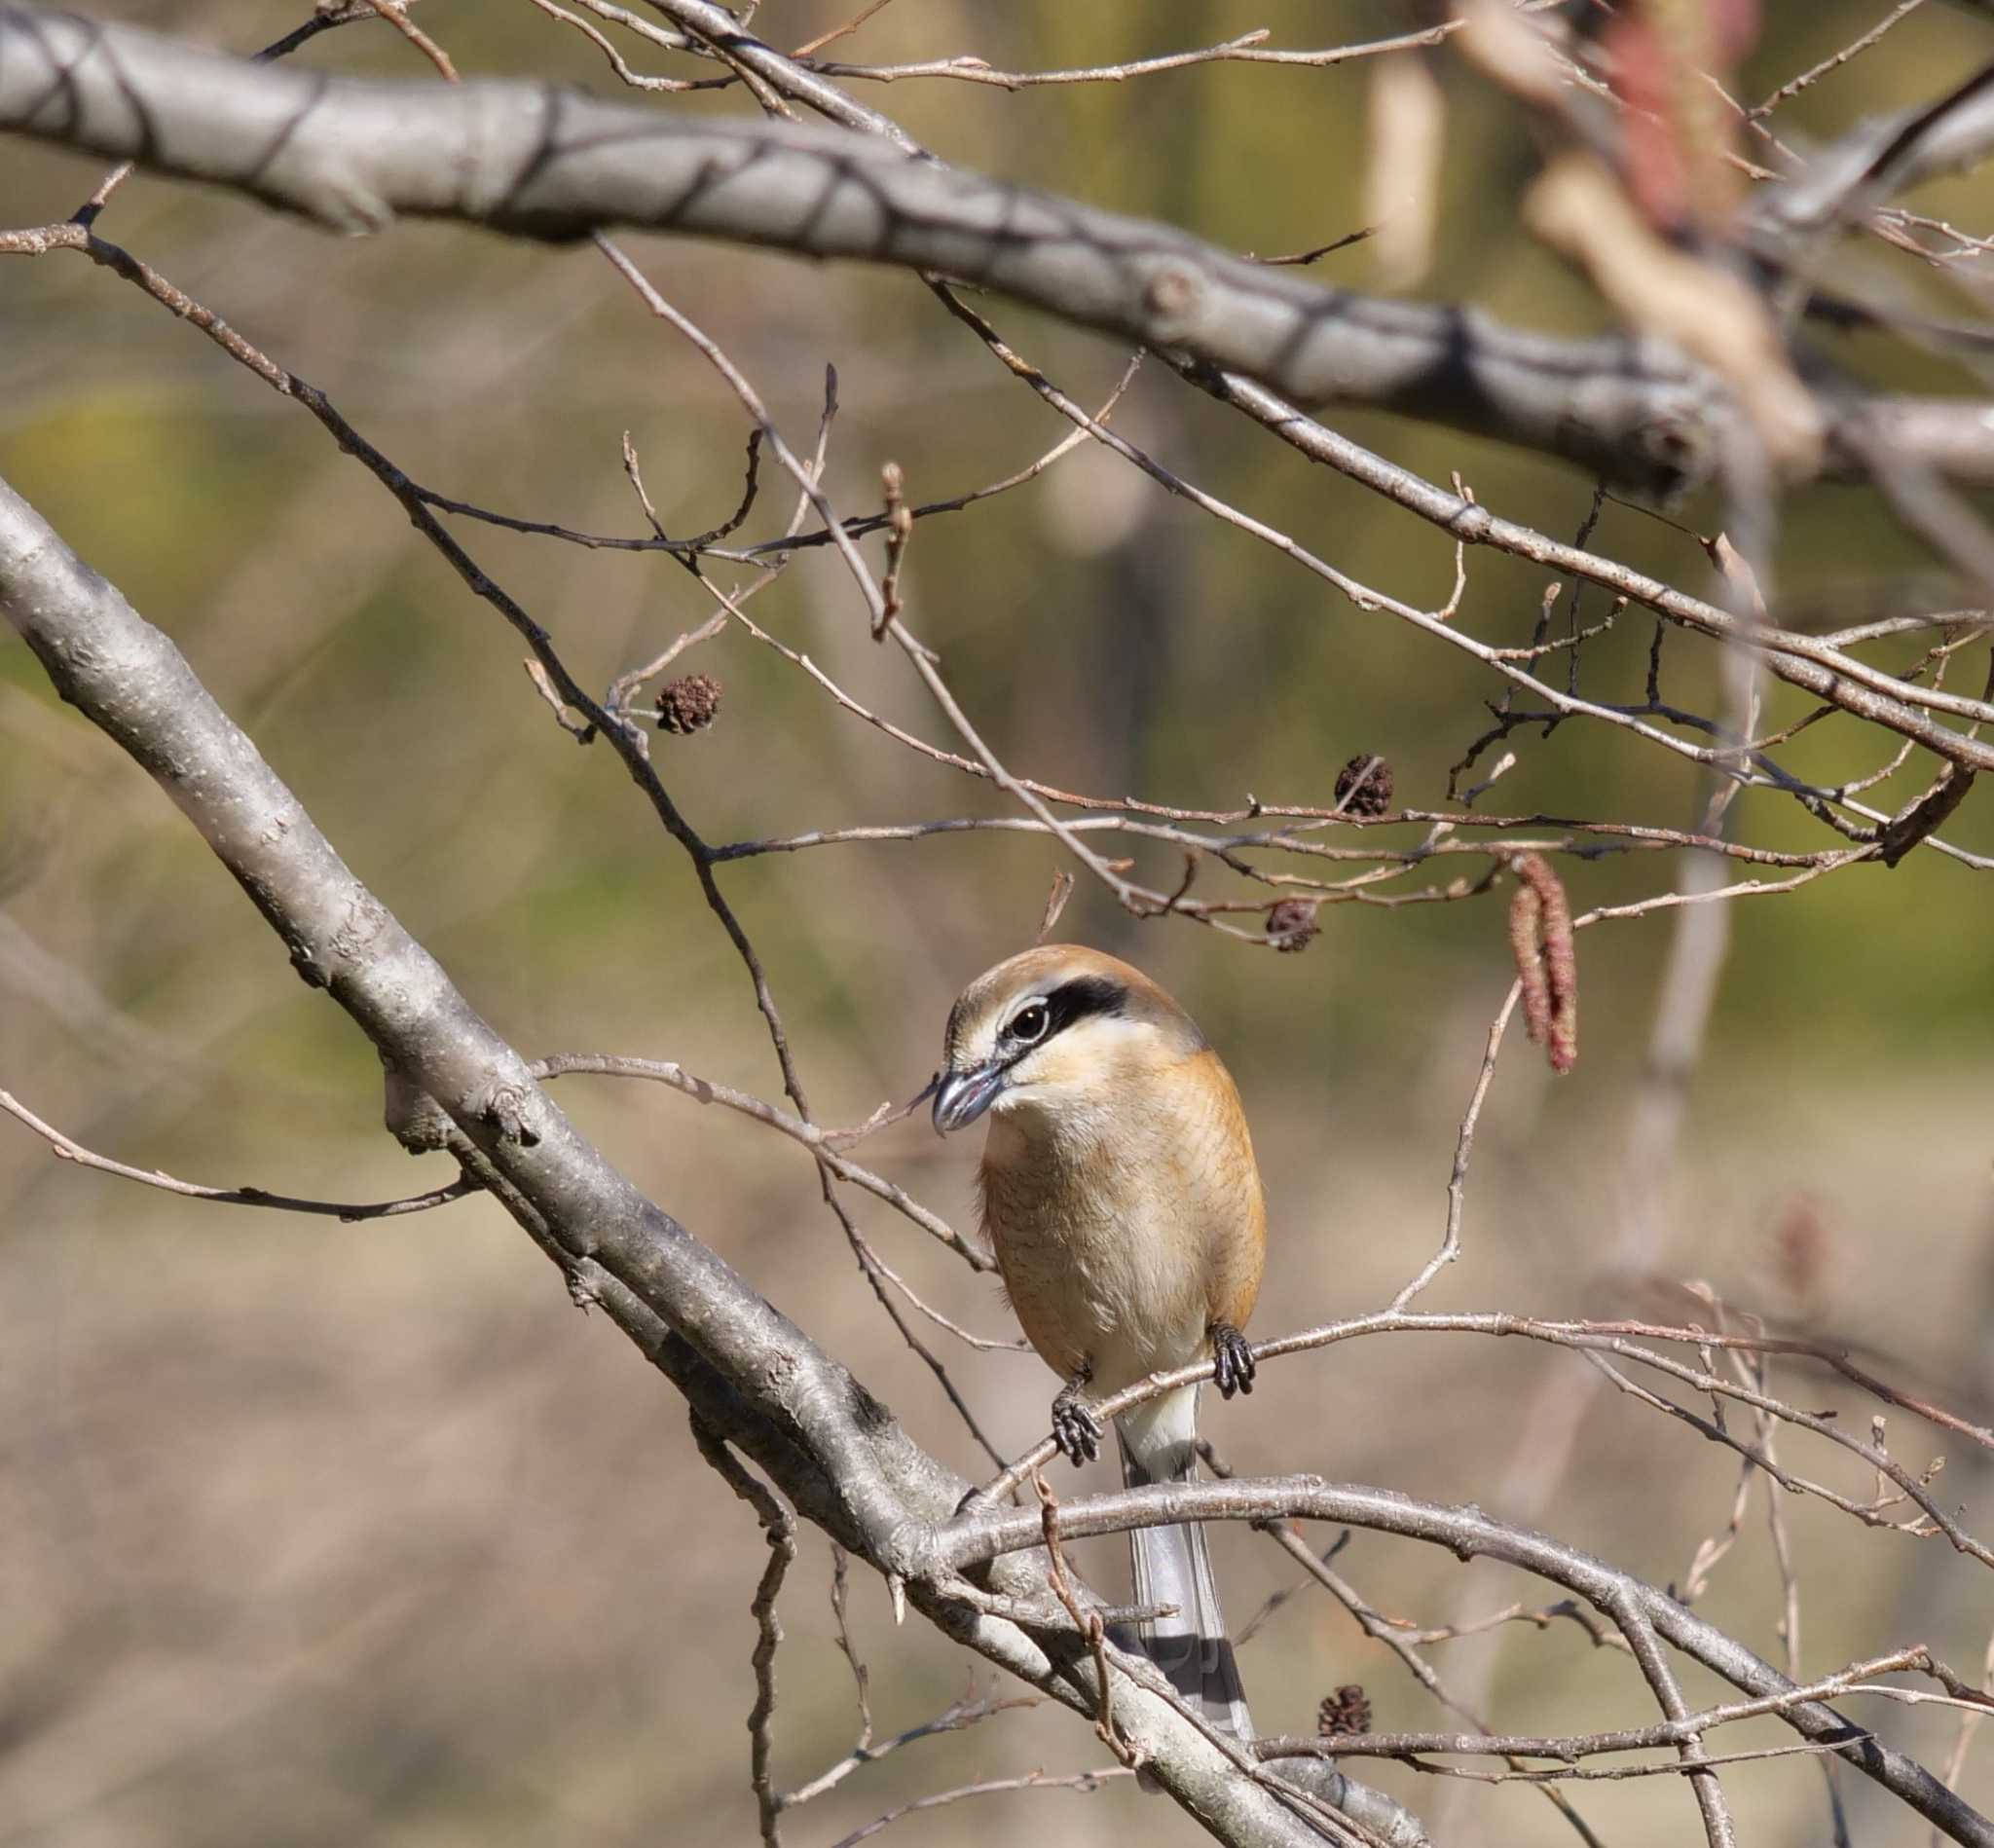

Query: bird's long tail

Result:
[1115,1384,1252,1740]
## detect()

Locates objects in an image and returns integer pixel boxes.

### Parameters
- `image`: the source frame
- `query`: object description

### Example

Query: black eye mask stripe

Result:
[1005,974,1126,1060]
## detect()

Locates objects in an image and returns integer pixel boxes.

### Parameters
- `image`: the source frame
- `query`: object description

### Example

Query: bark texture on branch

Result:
[0,472,1371,1848]
[2,7,1990,499]
[11,469,1994,1842]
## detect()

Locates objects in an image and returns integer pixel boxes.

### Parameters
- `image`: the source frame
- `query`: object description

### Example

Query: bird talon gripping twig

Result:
[1052,1382,1104,1467]
[1211,1321,1257,1397]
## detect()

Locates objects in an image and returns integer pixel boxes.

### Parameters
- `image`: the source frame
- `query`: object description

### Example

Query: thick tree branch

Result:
[0,470,933,1560]
[6,19,1990,1836]
[1757,57,1994,238]
[0,469,1391,1848]
[3,8,1992,499]
[8,460,1982,1843]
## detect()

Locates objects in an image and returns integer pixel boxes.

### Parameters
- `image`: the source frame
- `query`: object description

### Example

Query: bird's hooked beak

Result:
[929,1061,1006,1134]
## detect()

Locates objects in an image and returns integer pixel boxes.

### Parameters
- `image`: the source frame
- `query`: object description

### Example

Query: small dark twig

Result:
[1252,227,1377,266]
[828,1544,873,1750]
[1034,1468,1140,1768]
[692,1416,797,1848]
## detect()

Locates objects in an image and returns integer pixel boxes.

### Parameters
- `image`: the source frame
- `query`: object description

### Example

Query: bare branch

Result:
[7,10,1994,498]
[801,24,1460,90]
[0,460,1349,1848]
[1388,981,1521,1311]
[943,1480,1994,1847]
[0,1088,476,1221]
[528,1052,989,1273]
[692,1418,797,1846]
[825,1767,1133,1848]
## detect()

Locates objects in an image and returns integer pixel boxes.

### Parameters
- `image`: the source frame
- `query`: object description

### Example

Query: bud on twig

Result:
[1037,870,1075,944]
[876,460,912,639]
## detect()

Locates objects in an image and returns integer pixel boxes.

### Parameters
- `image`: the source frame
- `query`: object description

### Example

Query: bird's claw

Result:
[1051,1386,1102,1466]
[1211,1321,1256,1397]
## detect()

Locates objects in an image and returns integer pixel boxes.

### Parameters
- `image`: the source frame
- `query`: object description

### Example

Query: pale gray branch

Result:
[0,467,1396,1848]
[2,8,1992,499]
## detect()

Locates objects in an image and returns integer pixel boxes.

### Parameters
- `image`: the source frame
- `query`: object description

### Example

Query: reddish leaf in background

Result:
[1606,0,1762,233]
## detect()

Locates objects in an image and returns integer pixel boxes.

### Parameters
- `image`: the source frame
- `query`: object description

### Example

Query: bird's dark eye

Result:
[1007,1001,1051,1044]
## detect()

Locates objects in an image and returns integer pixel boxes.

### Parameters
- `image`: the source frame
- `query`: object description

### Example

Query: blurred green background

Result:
[2,3,1991,1844]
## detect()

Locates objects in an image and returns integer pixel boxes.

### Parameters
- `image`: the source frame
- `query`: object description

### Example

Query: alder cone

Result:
[657,673,722,734]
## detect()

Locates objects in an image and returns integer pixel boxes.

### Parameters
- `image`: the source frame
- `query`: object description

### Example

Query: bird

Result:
[930,943,1265,1739]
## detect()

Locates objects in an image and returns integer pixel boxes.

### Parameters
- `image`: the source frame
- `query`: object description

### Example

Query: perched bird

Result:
[932,944,1266,1738]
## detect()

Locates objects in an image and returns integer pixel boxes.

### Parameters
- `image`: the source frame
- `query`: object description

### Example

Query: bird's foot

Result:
[1051,1381,1102,1466]
[1210,1321,1256,1397]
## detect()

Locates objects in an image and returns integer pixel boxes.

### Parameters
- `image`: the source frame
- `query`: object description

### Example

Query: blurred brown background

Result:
[3,3,1992,1843]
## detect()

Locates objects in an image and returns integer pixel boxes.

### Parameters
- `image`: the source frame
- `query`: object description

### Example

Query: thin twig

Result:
[1035,1468,1138,1767]
[0,1089,477,1222]
[356,0,458,80]
[1389,981,1522,1311]
[691,1418,797,1848]
[526,1053,989,1272]
[825,1768,1133,1848]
